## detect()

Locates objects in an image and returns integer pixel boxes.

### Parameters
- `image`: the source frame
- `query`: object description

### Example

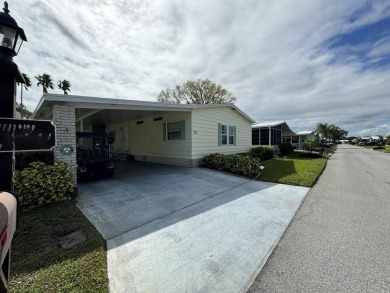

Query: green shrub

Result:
[249,146,275,161]
[224,154,260,177]
[373,146,385,150]
[278,142,295,156]
[199,153,226,171]
[201,153,260,178]
[303,140,320,153]
[14,161,77,207]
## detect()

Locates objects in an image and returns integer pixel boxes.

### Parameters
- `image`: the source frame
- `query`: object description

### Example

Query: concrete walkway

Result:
[77,162,309,293]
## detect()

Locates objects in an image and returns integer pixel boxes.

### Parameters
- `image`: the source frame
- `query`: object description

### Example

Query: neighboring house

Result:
[252,121,296,146]
[370,135,381,142]
[361,136,372,143]
[32,94,255,180]
[296,130,318,149]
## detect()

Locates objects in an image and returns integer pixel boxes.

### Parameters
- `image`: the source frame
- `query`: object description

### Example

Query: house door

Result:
[120,126,129,152]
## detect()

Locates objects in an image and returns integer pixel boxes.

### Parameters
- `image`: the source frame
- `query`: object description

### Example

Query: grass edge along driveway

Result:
[360,145,390,153]
[10,200,108,293]
[258,151,329,187]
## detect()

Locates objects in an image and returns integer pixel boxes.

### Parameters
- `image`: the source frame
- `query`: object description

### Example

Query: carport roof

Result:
[252,121,296,136]
[296,130,316,135]
[32,94,255,123]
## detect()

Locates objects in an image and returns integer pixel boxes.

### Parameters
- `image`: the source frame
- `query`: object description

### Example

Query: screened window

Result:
[220,124,235,146]
[260,129,269,145]
[252,129,260,145]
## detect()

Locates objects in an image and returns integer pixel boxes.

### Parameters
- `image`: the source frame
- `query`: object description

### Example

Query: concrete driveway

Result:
[77,161,309,293]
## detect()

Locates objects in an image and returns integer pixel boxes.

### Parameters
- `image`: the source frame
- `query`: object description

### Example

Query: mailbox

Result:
[0,192,17,293]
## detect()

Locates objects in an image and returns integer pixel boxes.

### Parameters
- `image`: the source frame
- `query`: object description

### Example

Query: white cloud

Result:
[9,0,390,136]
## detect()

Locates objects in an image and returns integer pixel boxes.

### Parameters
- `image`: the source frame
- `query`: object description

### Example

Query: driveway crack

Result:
[366,171,390,185]
[294,195,319,222]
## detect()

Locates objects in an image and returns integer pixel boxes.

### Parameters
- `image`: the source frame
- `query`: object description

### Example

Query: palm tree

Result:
[18,73,31,118]
[35,73,54,94]
[58,80,71,95]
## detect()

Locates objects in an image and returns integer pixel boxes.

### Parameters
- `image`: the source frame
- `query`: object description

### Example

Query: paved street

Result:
[249,144,390,292]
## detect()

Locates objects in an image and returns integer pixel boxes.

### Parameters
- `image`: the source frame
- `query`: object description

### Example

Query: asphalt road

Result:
[248,144,390,293]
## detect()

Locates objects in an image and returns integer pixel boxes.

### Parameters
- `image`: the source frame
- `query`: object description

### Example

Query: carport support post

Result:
[52,105,77,183]
[268,127,271,145]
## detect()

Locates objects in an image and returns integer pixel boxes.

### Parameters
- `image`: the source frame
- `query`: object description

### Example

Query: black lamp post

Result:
[0,1,27,191]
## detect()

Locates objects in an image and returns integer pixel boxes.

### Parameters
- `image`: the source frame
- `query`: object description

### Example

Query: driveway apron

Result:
[77,162,309,293]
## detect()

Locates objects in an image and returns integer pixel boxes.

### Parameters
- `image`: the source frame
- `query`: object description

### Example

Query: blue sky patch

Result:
[327,17,390,70]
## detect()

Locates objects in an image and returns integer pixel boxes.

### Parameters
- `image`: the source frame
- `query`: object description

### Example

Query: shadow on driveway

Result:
[77,161,272,241]
[77,161,309,292]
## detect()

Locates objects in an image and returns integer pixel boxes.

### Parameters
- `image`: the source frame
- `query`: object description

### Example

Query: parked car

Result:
[76,132,116,179]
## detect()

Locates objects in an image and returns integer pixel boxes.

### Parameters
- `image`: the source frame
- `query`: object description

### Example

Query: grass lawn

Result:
[361,145,390,153]
[10,200,108,293]
[258,151,329,187]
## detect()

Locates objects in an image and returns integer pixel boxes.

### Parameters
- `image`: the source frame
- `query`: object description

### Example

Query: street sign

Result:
[0,118,56,152]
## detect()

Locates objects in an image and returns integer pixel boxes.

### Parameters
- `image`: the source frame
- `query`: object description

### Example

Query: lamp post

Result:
[0,1,27,192]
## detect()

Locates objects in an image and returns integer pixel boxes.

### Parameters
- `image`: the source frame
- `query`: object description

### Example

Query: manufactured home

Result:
[296,130,318,149]
[32,94,255,181]
[252,121,295,146]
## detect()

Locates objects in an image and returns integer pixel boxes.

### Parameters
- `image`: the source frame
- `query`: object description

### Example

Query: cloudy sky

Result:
[9,0,390,136]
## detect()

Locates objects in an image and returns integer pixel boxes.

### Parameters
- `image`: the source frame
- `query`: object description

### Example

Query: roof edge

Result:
[32,94,255,123]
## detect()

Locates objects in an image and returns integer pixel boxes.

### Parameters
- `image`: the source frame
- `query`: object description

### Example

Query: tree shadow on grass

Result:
[258,159,297,183]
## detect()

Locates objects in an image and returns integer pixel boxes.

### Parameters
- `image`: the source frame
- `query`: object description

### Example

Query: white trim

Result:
[76,109,103,122]
[32,94,255,123]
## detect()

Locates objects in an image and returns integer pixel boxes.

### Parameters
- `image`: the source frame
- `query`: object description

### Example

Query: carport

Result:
[32,93,255,181]
[32,94,196,181]
[77,161,309,292]
[33,93,194,162]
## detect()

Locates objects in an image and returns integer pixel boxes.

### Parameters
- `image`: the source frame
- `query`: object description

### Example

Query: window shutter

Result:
[180,120,186,140]
[234,126,236,146]
[163,123,167,141]
[218,123,221,146]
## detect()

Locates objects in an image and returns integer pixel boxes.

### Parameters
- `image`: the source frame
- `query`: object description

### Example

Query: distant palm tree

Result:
[18,73,31,118]
[35,73,54,94]
[58,79,71,95]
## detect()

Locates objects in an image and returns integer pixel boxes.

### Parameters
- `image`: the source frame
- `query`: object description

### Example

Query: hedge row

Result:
[200,153,260,177]
[248,146,275,160]
[14,161,77,207]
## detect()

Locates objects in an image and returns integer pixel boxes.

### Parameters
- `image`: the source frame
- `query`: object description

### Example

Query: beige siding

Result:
[191,107,252,159]
[107,112,192,163]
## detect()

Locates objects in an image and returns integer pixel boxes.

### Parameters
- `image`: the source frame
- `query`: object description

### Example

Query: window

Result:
[271,125,281,145]
[218,124,236,146]
[260,129,269,145]
[163,120,185,141]
[252,129,260,145]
